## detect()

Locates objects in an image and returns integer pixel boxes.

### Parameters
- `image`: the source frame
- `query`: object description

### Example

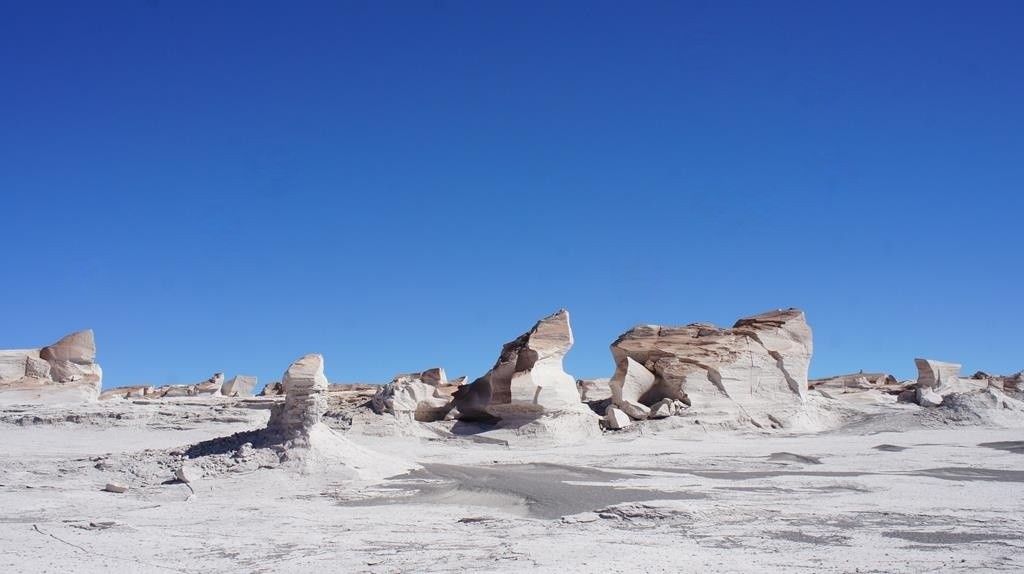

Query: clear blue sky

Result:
[2,1,1021,388]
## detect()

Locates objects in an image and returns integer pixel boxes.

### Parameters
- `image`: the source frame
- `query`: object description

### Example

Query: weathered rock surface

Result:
[268,354,328,439]
[609,357,656,420]
[452,310,583,422]
[372,368,462,422]
[99,385,153,400]
[608,309,813,425]
[192,373,225,396]
[577,378,611,402]
[915,359,961,393]
[258,382,284,396]
[221,375,258,397]
[0,330,103,404]
[604,406,632,430]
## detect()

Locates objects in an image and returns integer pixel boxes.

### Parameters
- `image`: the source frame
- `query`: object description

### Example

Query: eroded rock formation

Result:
[608,309,813,425]
[452,310,583,422]
[268,354,328,439]
[0,330,103,404]
[372,368,463,422]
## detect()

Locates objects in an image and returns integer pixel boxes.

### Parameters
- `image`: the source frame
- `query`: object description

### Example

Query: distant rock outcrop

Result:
[452,310,584,422]
[221,375,258,397]
[608,309,813,426]
[371,368,463,422]
[810,372,899,390]
[0,330,103,404]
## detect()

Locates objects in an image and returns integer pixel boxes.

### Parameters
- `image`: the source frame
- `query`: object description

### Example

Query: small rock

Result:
[561,511,600,524]
[916,386,944,408]
[103,482,128,493]
[604,406,632,430]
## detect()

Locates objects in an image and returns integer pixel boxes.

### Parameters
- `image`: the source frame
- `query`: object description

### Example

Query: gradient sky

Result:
[2,1,1021,389]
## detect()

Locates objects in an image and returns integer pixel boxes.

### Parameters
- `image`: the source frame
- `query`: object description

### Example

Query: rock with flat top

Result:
[608,308,812,425]
[103,482,128,493]
[268,354,329,438]
[453,310,583,422]
[915,359,961,393]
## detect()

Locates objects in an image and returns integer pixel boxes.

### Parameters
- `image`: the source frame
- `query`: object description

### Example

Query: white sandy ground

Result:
[0,400,1022,573]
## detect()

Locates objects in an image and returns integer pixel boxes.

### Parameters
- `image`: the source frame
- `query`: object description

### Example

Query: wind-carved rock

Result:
[910,358,984,407]
[0,330,103,404]
[372,367,463,422]
[453,309,583,423]
[269,354,329,439]
[260,353,414,479]
[608,309,813,426]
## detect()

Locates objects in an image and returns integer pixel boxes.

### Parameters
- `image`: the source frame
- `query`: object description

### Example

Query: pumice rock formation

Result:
[264,353,413,478]
[268,354,329,439]
[452,309,585,422]
[372,368,463,422]
[608,309,813,426]
[0,330,103,404]
[221,375,257,397]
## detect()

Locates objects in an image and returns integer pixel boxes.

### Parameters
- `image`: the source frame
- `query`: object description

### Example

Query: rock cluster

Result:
[371,368,463,422]
[606,309,813,427]
[100,373,259,400]
[0,330,103,404]
[452,309,583,422]
[810,372,899,391]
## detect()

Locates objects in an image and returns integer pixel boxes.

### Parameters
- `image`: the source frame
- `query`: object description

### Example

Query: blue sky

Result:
[1,1,1021,388]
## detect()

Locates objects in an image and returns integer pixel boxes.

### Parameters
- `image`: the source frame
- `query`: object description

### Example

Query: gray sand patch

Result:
[978,440,1024,454]
[912,467,1024,483]
[768,452,822,464]
[883,531,1018,544]
[771,530,851,545]
[342,462,701,519]
[873,444,908,452]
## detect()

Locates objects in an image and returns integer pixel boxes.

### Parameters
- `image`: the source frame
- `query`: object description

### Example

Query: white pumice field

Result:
[2,310,1022,573]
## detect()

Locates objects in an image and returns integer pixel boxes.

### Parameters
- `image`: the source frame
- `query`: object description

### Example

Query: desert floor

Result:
[0,402,1021,573]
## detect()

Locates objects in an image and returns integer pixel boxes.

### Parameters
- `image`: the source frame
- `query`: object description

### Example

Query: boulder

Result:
[604,406,632,430]
[103,482,128,493]
[916,386,944,408]
[609,357,655,420]
[608,308,812,422]
[39,330,96,364]
[649,398,686,418]
[915,359,961,393]
[452,309,583,422]
[0,330,103,404]
[268,354,329,438]
[372,368,462,422]
[221,375,258,397]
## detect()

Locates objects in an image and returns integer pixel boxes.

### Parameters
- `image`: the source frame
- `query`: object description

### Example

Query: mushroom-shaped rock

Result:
[453,310,582,422]
[221,375,258,397]
[608,308,812,423]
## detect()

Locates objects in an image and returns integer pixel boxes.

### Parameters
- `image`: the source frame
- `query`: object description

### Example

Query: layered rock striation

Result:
[608,309,813,425]
[0,330,103,404]
[452,309,583,422]
[372,368,463,422]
